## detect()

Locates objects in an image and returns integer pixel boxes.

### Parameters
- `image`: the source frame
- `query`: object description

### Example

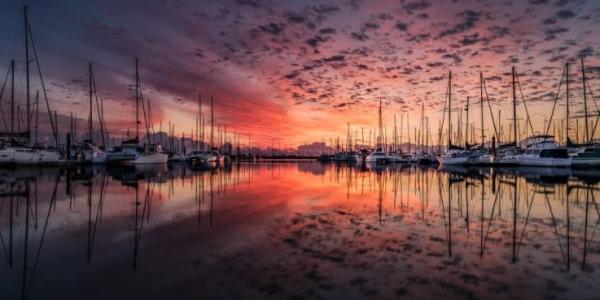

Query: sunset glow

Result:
[1,0,599,147]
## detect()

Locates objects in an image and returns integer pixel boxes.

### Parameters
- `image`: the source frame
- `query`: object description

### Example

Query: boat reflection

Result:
[0,162,598,299]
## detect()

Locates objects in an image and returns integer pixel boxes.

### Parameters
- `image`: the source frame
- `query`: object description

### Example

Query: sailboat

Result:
[365,99,390,164]
[79,63,107,164]
[184,93,208,164]
[203,96,222,164]
[0,7,61,165]
[517,64,571,167]
[437,71,473,165]
[570,59,600,168]
[491,67,523,166]
[107,58,167,165]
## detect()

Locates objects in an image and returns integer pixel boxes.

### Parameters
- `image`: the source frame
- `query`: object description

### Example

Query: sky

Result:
[1,0,600,147]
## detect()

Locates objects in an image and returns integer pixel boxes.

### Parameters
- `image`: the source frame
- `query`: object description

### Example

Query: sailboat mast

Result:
[135,58,140,141]
[88,63,93,142]
[196,93,204,150]
[24,6,31,144]
[512,67,517,144]
[210,96,214,148]
[480,72,484,145]
[582,59,589,142]
[565,62,570,143]
[448,71,452,147]
[378,99,383,149]
[465,96,469,148]
[10,60,15,145]
[35,90,39,144]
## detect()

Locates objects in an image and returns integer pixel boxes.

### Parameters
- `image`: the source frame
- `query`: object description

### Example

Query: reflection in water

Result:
[0,162,599,299]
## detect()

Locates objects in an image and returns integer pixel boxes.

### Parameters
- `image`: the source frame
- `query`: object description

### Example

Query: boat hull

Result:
[135,153,168,164]
[518,157,571,167]
[571,158,600,168]
[437,155,470,165]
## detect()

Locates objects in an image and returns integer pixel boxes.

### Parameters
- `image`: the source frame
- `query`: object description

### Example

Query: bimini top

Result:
[519,135,557,149]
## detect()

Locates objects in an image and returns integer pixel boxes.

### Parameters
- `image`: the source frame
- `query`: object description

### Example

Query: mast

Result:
[378,99,383,150]
[210,96,214,148]
[512,67,517,144]
[196,93,204,150]
[465,96,469,148]
[480,72,484,145]
[135,58,140,141]
[24,5,31,144]
[448,71,452,147]
[88,63,93,142]
[582,59,589,142]
[35,90,39,145]
[10,60,15,146]
[565,62,570,143]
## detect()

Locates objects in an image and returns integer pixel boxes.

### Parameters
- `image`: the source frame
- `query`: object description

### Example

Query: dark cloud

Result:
[395,22,409,31]
[403,1,431,14]
[577,47,595,58]
[556,9,576,19]
[259,22,285,35]
[439,10,482,37]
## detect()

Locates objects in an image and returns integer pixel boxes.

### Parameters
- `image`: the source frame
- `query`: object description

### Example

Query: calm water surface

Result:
[0,162,599,299]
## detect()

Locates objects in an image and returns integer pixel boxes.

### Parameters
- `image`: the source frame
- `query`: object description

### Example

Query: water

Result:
[0,162,599,299]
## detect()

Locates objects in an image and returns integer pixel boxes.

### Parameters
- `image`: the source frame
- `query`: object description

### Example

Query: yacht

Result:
[78,140,107,164]
[571,145,600,168]
[0,146,35,165]
[365,149,389,164]
[168,152,184,162]
[35,147,61,164]
[437,146,473,165]
[135,144,168,164]
[517,135,571,167]
[106,138,139,165]
[389,151,409,163]
[205,149,221,163]
[184,150,207,163]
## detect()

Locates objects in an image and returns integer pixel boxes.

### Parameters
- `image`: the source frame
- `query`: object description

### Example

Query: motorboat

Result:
[184,150,206,163]
[437,146,473,166]
[106,138,140,165]
[365,149,389,164]
[168,152,184,162]
[205,149,221,163]
[135,144,168,164]
[571,145,600,168]
[517,135,571,167]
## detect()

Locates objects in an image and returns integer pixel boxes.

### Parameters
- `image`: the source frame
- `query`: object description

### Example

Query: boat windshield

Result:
[539,149,568,159]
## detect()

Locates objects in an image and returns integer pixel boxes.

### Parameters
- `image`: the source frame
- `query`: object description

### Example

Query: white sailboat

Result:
[106,138,139,165]
[135,144,168,164]
[0,8,62,166]
[437,71,473,166]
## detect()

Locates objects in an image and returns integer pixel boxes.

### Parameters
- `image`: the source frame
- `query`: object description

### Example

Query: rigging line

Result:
[482,182,503,255]
[138,87,152,145]
[482,77,500,141]
[516,186,535,257]
[27,23,58,146]
[438,75,450,147]
[91,67,105,145]
[585,79,600,141]
[545,191,567,264]
[0,200,9,264]
[543,66,566,138]
[0,66,12,131]
[27,177,59,293]
[89,176,107,259]
[515,72,536,138]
